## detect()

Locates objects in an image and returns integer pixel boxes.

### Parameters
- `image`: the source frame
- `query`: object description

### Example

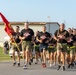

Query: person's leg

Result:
[30,46,34,63]
[70,48,75,68]
[74,51,76,64]
[17,44,22,66]
[23,50,26,63]
[48,48,54,66]
[43,48,46,67]
[12,44,17,66]
[61,43,67,71]
[22,41,26,64]
[53,51,57,66]
[61,52,65,65]
[35,51,39,64]
[57,50,61,66]
[25,49,29,65]
[25,41,32,66]
[47,47,50,63]
[28,42,33,65]
[12,49,16,66]
[35,45,40,64]
[61,51,66,71]
[66,53,70,68]
[57,43,62,70]
[66,47,70,65]
[49,52,54,67]
[17,51,20,66]
[57,43,61,64]
[23,49,29,69]
[39,44,43,62]
[70,54,74,67]
[22,41,27,69]
[28,50,32,65]
[74,48,76,60]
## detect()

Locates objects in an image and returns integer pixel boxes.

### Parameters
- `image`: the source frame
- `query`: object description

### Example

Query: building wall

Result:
[0,22,59,47]
[0,24,44,43]
[46,23,59,36]
[0,25,7,42]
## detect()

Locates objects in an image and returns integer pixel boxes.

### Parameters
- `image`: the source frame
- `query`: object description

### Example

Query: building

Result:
[0,22,59,47]
[46,22,60,35]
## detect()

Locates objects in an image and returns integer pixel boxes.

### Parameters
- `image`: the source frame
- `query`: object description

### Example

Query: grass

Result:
[0,47,12,61]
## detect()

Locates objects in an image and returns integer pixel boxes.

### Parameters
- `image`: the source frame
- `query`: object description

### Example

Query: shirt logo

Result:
[24,32,30,37]
[40,35,46,40]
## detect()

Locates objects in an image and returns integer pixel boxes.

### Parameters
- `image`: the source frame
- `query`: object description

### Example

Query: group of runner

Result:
[10,22,76,71]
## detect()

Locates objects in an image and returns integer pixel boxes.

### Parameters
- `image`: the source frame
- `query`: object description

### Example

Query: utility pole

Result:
[63,20,67,29]
[63,20,65,24]
[47,16,50,33]
[48,16,50,22]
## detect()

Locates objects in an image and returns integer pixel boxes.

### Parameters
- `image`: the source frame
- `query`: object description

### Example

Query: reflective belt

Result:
[70,46,75,49]
[34,44,39,47]
[62,43,67,45]
[12,43,17,45]
[58,43,67,45]
[49,46,54,48]
[67,46,75,49]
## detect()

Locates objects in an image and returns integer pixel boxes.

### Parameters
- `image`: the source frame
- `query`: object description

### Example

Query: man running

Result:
[54,23,69,71]
[20,22,34,69]
[11,26,21,67]
[72,29,76,65]
[34,31,40,64]
[37,26,50,68]
[48,33,57,67]
[66,28,75,68]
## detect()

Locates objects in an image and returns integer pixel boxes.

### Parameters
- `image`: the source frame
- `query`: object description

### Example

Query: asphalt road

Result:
[0,60,76,75]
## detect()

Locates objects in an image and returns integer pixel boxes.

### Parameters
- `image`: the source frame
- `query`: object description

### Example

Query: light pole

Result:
[63,20,65,24]
[63,20,67,29]
[47,16,50,33]
[48,16,50,22]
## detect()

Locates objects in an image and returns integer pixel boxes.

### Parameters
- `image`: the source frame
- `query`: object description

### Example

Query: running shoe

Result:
[18,63,20,67]
[62,66,65,71]
[57,65,61,70]
[13,62,16,66]
[23,65,27,69]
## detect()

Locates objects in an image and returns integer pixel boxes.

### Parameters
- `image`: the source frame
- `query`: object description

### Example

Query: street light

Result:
[47,16,50,32]
[63,20,65,24]
[47,16,50,22]
[63,20,67,29]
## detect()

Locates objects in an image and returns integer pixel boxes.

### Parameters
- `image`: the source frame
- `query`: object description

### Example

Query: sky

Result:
[0,0,76,29]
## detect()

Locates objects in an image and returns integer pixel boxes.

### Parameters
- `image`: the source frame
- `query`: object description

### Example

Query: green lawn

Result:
[0,47,12,61]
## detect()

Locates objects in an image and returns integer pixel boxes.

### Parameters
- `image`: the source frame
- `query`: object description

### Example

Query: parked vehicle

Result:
[9,48,23,58]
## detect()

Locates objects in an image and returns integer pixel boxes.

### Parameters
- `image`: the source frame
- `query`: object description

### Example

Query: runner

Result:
[54,23,69,71]
[72,29,76,65]
[20,22,34,69]
[66,28,75,68]
[11,26,21,67]
[48,33,57,67]
[34,31,40,64]
[37,26,50,68]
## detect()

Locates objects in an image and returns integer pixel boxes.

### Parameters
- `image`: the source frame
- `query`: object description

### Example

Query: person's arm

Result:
[54,30,59,41]
[20,36,25,40]
[30,29,35,44]
[65,31,70,41]
[17,36,22,45]
[20,30,25,40]
[36,36,42,43]
[45,32,50,43]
